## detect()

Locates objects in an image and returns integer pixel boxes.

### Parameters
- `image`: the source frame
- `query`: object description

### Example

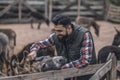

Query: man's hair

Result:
[52,14,71,27]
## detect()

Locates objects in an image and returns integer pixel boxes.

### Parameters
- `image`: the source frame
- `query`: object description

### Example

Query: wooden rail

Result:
[90,53,117,80]
[0,0,105,23]
[0,52,117,80]
[106,4,120,23]
[0,64,104,80]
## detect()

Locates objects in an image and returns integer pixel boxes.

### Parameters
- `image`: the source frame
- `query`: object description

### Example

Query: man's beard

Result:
[57,29,68,42]
[57,35,68,42]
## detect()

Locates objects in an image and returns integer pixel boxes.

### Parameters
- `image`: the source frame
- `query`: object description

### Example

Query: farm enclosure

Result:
[0,20,119,80]
[0,21,119,56]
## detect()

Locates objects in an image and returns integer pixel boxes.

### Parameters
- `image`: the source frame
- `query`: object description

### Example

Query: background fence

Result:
[0,0,106,23]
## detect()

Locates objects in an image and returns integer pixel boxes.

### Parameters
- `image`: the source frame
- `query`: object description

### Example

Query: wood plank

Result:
[0,0,18,17]
[106,4,120,23]
[108,19,120,23]
[117,61,120,72]
[108,13,120,17]
[90,53,117,80]
[26,1,45,5]
[109,4,120,10]
[23,1,37,12]
[53,6,103,10]
[0,18,32,23]
[84,1,103,5]
[61,11,103,16]
[0,64,104,80]
[0,0,13,4]
[18,0,22,22]
[90,59,112,80]
[110,53,117,80]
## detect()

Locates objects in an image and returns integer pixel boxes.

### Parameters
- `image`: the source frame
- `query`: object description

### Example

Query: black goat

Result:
[98,46,120,63]
[97,27,120,79]
[30,11,50,29]
[98,27,120,63]
[112,27,120,46]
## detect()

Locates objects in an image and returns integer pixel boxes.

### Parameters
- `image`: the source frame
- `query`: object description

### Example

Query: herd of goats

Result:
[0,11,119,78]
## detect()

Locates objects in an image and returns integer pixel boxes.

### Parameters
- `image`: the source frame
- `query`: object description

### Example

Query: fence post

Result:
[45,0,48,18]
[49,0,52,21]
[109,53,117,80]
[103,0,109,20]
[77,0,81,17]
[18,0,22,22]
[90,52,117,80]
[89,59,112,80]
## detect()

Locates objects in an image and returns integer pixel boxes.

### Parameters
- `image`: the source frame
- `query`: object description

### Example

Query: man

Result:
[28,14,97,69]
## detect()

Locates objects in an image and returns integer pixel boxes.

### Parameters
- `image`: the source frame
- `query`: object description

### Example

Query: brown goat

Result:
[0,32,10,76]
[0,29,16,57]
[75,16,100,37]
[10,42,55,75]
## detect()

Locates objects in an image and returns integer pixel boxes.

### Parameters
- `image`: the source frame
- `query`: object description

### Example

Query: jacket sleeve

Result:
[62,32,93,68]
[30,33,55,52]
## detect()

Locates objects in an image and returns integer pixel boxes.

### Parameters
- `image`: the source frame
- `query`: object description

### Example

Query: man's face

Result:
[53,25,68,40]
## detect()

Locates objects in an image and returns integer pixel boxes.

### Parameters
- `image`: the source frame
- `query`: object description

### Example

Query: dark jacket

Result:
[53,24,97,64]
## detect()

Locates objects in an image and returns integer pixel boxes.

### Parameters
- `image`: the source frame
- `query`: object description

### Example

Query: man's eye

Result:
[56,30,62,32]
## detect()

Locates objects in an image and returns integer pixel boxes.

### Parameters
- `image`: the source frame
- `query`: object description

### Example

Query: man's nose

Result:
[54,32,59,36]
[55,32,58,34]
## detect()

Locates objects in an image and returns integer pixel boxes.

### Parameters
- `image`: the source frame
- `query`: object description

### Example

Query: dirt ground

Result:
[0,21,119,58]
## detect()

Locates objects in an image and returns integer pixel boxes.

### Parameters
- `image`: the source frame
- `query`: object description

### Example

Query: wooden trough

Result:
[0,53,118,80]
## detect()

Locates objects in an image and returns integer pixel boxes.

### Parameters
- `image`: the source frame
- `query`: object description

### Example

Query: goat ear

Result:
[41,63,47,72]
[114,27,119,34]
[23,50,29,57]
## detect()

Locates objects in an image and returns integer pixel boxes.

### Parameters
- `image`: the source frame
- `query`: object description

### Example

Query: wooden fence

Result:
[0,53,118,80]
[0,0,119,23]
[106,4,120,23]
[0,0,105,23]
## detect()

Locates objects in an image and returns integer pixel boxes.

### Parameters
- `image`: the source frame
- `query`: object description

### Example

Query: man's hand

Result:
[27,51,37,60]
[62,65,68,69]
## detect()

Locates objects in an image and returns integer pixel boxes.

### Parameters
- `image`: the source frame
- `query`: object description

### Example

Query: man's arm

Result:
[28,33,55,60]
[62,32,93,68]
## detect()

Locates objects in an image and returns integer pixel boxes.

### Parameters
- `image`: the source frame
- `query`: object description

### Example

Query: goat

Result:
[0,29,16,57]
[112,27,120,46]
[98,46,120,63]
[10,42,55,75]
[30,11,50,29]
[28,56,67,72]
[98,27,120,63]
[75,16,100,37]
[41,56,67,72]
[0,32,10,76]
[97,27,120,79]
